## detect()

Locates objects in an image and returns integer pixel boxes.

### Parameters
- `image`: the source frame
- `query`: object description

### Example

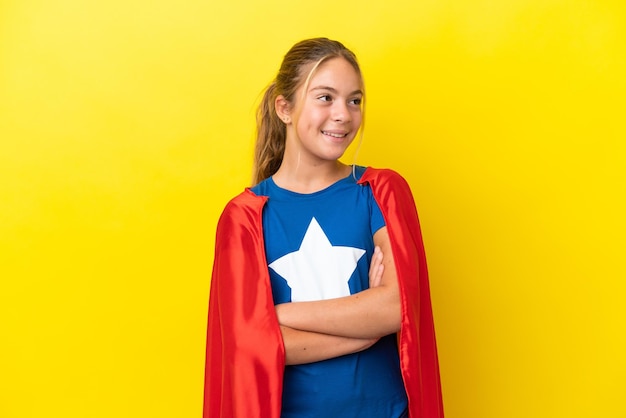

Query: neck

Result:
[272,159,352,194]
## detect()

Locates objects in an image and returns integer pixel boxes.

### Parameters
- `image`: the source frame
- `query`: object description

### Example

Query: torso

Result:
[251,166,408,418]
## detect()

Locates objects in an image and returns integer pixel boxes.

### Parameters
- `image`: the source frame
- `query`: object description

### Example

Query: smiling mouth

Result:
[322,130,348,138]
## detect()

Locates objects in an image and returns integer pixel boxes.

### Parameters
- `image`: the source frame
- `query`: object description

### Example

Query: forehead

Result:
[304,57,363,93]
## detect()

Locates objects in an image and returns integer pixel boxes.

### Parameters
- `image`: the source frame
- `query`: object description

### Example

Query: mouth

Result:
[321,130,349,139]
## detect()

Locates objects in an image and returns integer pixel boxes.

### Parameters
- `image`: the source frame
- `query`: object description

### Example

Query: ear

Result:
[275,95,292,124]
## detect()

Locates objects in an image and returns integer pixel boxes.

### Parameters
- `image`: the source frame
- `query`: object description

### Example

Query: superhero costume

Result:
[204,167,444,417]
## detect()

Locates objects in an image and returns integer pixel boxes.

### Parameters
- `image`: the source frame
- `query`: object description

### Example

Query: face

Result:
[284,57,363,165]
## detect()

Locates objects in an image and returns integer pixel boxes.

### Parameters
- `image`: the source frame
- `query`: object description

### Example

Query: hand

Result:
[368,245,384,289]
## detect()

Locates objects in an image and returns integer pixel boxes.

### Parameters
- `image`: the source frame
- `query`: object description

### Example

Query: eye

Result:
[317,94,332,102]
[349,97,363,106]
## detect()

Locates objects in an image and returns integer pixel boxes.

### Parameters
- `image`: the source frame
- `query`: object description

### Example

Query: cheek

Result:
[353,111,363,127]
[300,110,325,129]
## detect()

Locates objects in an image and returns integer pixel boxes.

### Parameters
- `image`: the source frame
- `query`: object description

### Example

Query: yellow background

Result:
[1,0,624,417]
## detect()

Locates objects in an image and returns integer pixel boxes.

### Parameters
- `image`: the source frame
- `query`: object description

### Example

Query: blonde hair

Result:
[252,38,363,185]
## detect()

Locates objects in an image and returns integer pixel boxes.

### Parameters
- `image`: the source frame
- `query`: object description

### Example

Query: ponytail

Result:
[253,82,286,185]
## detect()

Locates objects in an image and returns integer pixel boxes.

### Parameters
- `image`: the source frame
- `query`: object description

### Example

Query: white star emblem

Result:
[269,217,366,302]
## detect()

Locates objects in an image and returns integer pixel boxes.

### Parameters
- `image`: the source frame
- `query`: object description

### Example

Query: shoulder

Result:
[250,176,272,197]
[359,167,418,212]
[224,188,266,211]
[218,189,267,228]
[359,166,411,191]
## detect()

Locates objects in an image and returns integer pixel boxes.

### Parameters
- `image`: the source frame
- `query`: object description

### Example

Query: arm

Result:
[275,226,401,339]
[280,326,378,365]
[280,243,385,364]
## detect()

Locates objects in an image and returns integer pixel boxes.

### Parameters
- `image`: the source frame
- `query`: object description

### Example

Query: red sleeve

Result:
[203,190,284,418]
[360,168,445,418]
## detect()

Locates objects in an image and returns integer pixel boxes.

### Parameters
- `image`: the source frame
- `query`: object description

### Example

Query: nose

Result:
[331,101,351,123]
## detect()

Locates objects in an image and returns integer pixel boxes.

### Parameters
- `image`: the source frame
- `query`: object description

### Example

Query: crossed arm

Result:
[276,226,401,365]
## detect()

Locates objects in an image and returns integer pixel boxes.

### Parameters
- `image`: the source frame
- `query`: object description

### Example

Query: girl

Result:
[204,38,443,418]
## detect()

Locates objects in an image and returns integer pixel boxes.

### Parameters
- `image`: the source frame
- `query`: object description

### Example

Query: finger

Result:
[369,247,385,288]
[371,263,384,288]
[368,246,382,277]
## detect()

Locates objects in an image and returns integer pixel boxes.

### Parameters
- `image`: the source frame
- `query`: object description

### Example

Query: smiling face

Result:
[282,57,364,166]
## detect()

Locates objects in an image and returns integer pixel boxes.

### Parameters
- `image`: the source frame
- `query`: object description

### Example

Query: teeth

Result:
[323,131,347,138]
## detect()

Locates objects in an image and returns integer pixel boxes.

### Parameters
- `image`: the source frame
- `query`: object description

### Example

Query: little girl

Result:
[204,37,443,418]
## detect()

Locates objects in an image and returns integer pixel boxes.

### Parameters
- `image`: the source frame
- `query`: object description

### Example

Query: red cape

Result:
[204,167,444,417]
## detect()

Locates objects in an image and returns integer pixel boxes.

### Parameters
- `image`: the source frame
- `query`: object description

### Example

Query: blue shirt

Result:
[252,166,408,418]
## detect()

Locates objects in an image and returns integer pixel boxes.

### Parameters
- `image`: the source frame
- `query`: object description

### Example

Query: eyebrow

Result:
[309,85,363,96]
